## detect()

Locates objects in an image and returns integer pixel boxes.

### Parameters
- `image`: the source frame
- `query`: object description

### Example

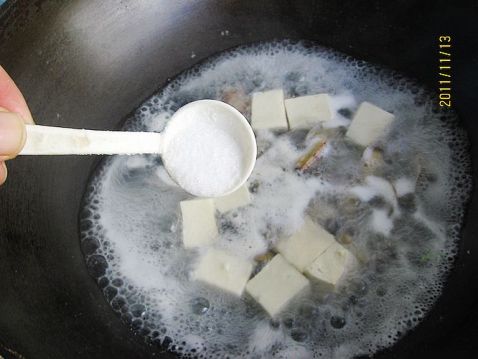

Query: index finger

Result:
[0,65,34,124]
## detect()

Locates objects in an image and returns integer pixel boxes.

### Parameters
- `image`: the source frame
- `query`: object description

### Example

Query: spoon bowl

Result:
[161,100,257,197]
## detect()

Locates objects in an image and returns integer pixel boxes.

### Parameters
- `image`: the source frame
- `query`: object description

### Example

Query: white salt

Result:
[162,107,244,197]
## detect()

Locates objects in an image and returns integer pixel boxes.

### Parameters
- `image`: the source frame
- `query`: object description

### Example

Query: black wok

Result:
[1,0,477,358]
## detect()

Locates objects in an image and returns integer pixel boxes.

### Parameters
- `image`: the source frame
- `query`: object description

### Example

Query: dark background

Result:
[0,0,477,358]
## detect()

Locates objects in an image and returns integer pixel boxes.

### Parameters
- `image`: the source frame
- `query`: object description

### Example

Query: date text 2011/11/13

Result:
[438,35,451,108]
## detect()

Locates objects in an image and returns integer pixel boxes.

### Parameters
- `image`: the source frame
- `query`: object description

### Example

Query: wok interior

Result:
[0,1,477,358]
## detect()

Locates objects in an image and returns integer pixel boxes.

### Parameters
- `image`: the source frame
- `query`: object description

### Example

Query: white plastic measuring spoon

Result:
[19,100,257,197]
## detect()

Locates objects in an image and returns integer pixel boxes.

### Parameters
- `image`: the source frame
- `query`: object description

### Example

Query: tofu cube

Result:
[346,102,394,147]
[251,89,288,130]
[214,184,251,213]
[285,94,332,128]
[246,254,309,317]
[305,242,354,291]
[180,198,218,248]
[192,248,253,296]
[276,217,336,271]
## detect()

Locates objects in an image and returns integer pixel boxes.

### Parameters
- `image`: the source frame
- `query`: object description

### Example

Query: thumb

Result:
[0,65,34,124]
[0,111,26,160]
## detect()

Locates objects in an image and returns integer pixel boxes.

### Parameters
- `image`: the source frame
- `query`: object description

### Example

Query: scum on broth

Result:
[79,41,471,358]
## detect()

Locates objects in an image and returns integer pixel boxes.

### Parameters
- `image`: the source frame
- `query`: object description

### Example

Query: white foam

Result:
[394,177,416,197]
[370,209,394,236]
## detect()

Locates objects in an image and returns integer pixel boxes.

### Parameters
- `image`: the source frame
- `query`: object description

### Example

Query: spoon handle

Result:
[19,125,163,155]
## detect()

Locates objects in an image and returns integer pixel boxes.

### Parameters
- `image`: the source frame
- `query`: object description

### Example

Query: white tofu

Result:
[285,94,332,128]
[305,241,354,291]
[180,198,218,248]
[214,184,251,213]
[246,254,309,317]
[346,102,394,147]
[251,89,288,130]
[276,217,336,271]
[192,248,253,296]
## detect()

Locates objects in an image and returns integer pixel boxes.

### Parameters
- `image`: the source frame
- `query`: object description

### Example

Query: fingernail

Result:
[0,162,7,185]
[0,112,26,158]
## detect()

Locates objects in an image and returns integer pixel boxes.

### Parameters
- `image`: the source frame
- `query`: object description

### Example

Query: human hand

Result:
[0,65,34,185]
